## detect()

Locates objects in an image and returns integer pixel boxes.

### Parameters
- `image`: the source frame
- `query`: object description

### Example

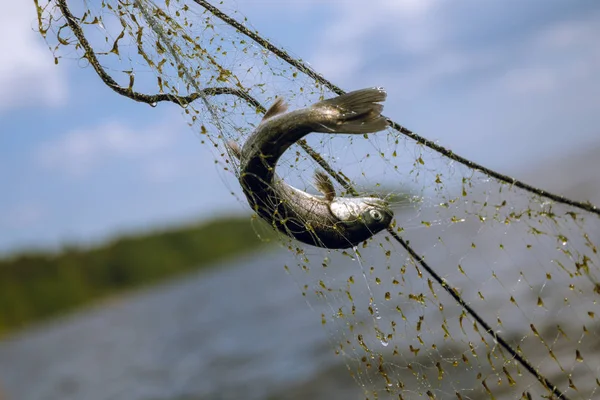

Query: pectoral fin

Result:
[314,170,336,201]
[261,97,288,122]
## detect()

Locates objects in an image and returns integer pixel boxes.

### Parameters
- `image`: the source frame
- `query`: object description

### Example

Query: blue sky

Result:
[1,0,599,254]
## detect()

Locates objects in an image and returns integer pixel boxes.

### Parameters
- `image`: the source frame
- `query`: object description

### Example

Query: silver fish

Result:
[228,88,394,249]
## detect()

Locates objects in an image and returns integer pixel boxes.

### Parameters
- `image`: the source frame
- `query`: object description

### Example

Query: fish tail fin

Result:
[313,87,389,134]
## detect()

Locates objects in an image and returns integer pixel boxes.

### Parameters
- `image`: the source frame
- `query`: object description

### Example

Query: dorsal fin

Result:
[314,170,336,201]
[261,97,288,122]
[226,140,241,160]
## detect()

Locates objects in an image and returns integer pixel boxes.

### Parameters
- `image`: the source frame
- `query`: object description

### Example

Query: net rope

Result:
[36,0,600,398]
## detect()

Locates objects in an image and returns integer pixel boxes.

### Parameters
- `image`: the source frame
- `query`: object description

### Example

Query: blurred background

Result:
[1,1,599,399]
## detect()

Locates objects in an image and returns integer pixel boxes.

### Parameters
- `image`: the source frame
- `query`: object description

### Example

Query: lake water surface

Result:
[2,153,600,400]
[0,248,354,400]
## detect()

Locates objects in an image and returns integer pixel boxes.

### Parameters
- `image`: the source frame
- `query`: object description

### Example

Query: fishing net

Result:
[36,0,600,398]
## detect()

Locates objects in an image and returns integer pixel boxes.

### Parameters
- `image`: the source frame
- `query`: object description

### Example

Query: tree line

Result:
[0,216,272,336]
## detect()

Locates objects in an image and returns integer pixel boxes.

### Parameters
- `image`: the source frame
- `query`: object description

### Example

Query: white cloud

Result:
[0,1,68,111]
[309,0,441,81]
[306,1,600,106]
[36,120,178,176]
[293,0,600,171]
[501,67,557,95]
[536,17,598,50]
[493,14,600,97]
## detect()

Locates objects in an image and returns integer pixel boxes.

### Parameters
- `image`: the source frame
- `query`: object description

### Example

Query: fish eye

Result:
[369,209,383,221]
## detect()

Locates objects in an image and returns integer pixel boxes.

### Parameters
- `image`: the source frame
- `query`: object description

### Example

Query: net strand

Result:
[185,2,575,397]
[193,0,600,218]
[50,1,582,398]
[53,0,263,109]
[387,229,569,400]
[54,0,353,198]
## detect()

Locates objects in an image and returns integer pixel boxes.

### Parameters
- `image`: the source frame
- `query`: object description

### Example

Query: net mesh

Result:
[36,0,600,398]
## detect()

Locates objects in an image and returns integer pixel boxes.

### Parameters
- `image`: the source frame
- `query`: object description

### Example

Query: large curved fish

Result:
[229,88,394,249]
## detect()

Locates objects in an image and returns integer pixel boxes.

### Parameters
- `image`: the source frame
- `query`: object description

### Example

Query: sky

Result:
[1,0,599,254]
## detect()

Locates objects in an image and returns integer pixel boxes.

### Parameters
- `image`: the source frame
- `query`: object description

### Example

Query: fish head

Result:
[330,196,394,233]
[360,197,394,230]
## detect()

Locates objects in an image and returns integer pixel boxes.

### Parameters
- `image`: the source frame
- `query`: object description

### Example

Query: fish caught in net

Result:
[230,87,394,249]
[35,0,600,398]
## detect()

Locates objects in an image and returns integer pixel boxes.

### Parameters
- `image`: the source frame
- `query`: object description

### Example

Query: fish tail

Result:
[313,87,388,134]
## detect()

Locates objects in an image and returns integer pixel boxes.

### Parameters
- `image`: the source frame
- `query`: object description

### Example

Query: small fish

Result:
[228,88,394,249]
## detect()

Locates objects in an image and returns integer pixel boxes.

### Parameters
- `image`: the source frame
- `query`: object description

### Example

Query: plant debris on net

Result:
[37,0,600,398]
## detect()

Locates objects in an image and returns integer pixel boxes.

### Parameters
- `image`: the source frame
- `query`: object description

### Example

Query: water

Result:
[2,211,599,399]
[0,249,344,400]
[1,146,600,400]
